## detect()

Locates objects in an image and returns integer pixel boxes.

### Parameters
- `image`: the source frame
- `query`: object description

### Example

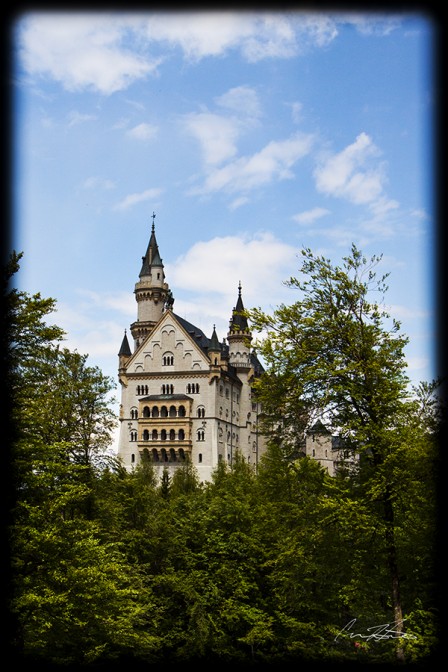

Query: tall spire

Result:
[229,281,249,334]
[140,212,162,277]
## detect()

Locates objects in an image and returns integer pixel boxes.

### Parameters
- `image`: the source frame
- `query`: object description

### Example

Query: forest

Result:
[3,247,443,667]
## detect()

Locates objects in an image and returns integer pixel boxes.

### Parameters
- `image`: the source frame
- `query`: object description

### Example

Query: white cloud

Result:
[215,85,261,120]
[18,13,400,96]
[144,13,299,62]
[67,110,97,127]
[166,232,298,309]
[18,14,160,94]
[82,176,116,190]
[183,112,240,166]
[191,132,314,195]
[293,207,331,225]
[126,122,158,141]
[113,187,163,211]
[314,132,385,205]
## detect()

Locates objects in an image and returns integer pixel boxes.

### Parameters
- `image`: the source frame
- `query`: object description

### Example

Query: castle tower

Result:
[130,214,169,349]
[227,282,252,371]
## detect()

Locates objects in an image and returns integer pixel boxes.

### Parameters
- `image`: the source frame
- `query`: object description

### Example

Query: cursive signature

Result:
[334,618,417,643]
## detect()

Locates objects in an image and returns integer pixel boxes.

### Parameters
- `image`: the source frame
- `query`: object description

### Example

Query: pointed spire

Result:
[209,324,221,352]
[139,213,163,277]
[229,282,249,333]
[118,329,131,357]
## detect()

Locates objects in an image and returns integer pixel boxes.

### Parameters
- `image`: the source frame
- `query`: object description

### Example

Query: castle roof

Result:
[140,222,162,277]
[229,282,249,333]
[118,330,132,357]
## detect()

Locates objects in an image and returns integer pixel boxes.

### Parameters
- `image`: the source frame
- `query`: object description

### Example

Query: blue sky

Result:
[12,11,435,436]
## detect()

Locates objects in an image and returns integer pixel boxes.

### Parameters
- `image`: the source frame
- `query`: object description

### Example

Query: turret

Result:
[227,282,252,370]
[130,214,170,349]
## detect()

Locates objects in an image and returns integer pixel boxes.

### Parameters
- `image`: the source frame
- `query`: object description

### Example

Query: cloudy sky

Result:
[12,11,435,435]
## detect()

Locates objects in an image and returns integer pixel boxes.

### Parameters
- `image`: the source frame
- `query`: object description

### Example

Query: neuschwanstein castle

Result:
[117,218,349,481]
[117,218,266,482]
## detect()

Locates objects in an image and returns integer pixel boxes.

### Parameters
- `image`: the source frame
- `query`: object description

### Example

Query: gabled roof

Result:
[308,420,331,434]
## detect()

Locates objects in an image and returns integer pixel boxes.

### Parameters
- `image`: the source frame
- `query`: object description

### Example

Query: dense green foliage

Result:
[5,249,441,666]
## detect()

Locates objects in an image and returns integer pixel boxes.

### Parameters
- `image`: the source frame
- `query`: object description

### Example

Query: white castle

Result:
[117,217,266,482]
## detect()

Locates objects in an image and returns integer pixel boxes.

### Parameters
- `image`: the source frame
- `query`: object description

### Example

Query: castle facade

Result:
[117,218,266,482]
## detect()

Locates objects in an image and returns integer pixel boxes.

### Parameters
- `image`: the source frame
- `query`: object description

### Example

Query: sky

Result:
[11,10,436,447]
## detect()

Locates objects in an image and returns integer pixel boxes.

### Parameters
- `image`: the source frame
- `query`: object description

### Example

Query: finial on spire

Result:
[151,211,156,232]
[238,280,242,296]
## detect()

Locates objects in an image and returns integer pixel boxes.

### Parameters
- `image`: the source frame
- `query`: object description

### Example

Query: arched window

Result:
[179,448,186,462]
[143,406,150,418]
[169,448,177,462]
[197,407,205,418]
[161,429,167,441]
[186,383,191,394]
[152,406,159,418]
[161,448,168,462]
[178,405,186,418]
[198,453,202,463]
[197,430,205,442]
[163,353,174,366]
[143,429,149,441]
[161,406,168,418]
[169,429,176,441]
[152,429,158,441]
[131,453,135,463]
[169,405,176,417]
[152,448,159,462]
[178,429,185,441]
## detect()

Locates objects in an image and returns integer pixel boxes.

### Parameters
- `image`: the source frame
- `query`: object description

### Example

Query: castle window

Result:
[152,429,158,440]
[143,406,150,418]
[178,429,185,441]
[152,406,159,418]
[198,453,202,463]
[152,449,159,462]
[161,448,168,462]
[169,405,177,417]
[169,448,177,462]
[197,407,205,418]
[179,449,186,461]
[161,429,167,441]
[161,406,168,418]
[130,408,138,420]
[163,352,174,366]
[169,429,176,441]
[197,430,205,442]
[131,453,135,463]
[143,430,149,441]
[312,448,315,457]
[178,405,186,417]
[130,431,137,442]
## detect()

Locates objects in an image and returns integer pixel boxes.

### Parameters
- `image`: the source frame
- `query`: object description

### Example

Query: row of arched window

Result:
[141,405,186,418]
[130,428,205,442]
[136,383,201,396]
[130,406,205,419]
